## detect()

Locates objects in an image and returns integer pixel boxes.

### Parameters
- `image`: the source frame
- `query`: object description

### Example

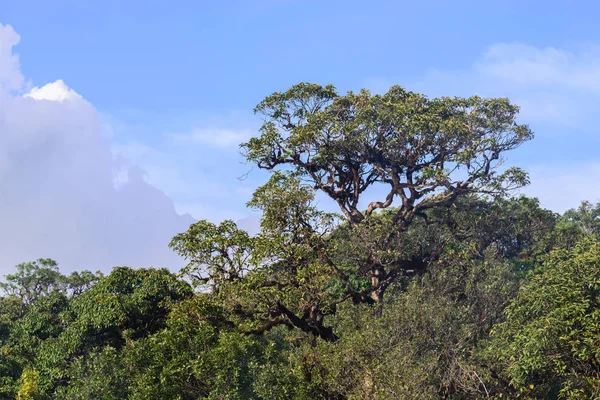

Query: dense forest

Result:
[1,84,599,399]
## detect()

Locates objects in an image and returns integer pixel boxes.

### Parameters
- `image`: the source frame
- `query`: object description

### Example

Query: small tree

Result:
[0,259,64,305]
[0,259,102,305]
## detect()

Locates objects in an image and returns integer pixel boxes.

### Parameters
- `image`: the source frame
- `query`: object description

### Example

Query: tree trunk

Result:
[369,264,386,303]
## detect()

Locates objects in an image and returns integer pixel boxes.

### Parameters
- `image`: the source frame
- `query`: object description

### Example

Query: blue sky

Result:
[1,0,600,271]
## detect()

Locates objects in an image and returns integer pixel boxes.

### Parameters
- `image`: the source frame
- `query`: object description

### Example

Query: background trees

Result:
[491,238,600,399]
[2,202,598,399]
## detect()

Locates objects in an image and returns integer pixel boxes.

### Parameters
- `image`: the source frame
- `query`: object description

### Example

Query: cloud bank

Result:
[0,24,194,274]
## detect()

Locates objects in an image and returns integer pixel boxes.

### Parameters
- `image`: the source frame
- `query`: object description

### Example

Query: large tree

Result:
[244,83,531,299]
[172,83,532,340]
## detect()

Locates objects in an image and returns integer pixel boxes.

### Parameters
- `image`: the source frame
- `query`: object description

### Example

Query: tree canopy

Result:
[172,83,533,341]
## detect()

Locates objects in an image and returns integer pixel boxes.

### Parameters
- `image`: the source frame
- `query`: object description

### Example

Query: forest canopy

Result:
[1,84,599,400]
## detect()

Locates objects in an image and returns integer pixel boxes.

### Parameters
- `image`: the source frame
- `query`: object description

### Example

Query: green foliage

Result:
[53,347,128,400]
[562,201,600,238]
[170,219,255,291]
[16,368,40,400]
[0,258,102,305]
[1,200,597,399]
[552,201,600,250]
[0,266,193,399]
[1,259,63,305]
[267,251,520,399]
[196,82,534,342]
[491,238,600,398]
[68,266,192,344]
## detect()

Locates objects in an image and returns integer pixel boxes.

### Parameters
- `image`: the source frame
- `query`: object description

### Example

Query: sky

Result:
[2,0,600,273]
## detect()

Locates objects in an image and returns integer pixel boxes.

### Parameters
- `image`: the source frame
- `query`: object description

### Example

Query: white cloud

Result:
[387,42,600,127]
[476,43,600,93]
[0,23,194,274]
[173,127,254,148]
[24,79,82,102]
[0,24,25,92]
[520,163,600,213]
[236,215,261,236]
